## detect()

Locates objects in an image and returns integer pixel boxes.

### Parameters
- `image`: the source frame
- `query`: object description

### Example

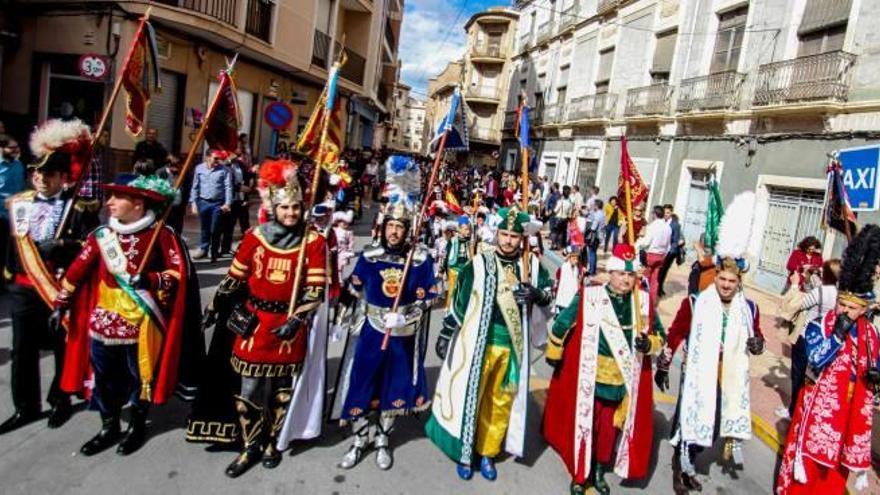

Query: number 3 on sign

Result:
[78,54,109,81]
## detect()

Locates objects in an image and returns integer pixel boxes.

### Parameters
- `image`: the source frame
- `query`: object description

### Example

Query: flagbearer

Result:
[332,155,437,471]
[426,207,551,481]
[51,174,189,456]
[776,225,880,495]
[0,120,99,434]
[199,159,327,477]
[655,192,765,494]
[543,243,665,495]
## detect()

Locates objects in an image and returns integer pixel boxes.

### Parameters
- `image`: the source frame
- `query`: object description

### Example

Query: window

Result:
[798,25,846,56]
[651,30,677,81]
[797,0,850,56]
[596,48,614,90]
[710,6,748,73]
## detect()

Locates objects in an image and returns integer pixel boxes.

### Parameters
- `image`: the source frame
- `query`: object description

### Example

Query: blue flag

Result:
[518,106,530,148]
[430,88,469,152]
[325,65,339,111]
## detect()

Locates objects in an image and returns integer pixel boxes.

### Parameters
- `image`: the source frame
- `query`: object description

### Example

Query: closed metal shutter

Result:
[148,70,181,155]
[754,186,826,292]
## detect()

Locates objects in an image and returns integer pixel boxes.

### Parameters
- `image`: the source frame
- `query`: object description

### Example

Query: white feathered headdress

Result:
[384,155,421,222]
[716,191,756,273]
[29,119,92,181]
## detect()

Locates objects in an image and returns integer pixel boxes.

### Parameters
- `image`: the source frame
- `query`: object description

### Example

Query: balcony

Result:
[245,0,273,42]
[519,33,533,52]
[311,30,366,85]
[340,48,367,85]
[536,21,554,44]
[677,71,745,113]
[541,104,564,124]
[625,83,672,117]
[155,0,238,26]
[471,44,506,62]
[753,51,856,107]
[559,5,581,32]
[503,110,517,130]
[469,124,501,143]
[312,30,332,68]
[465,85,501,103]
[597,0,623,15]
[567,93,618,120]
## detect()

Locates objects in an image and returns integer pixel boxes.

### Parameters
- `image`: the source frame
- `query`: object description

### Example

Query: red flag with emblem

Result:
[617,136,649,209]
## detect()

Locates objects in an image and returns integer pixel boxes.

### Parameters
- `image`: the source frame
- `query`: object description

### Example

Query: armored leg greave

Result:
[338,417,370,469]
[262,387,292,469]
[225,396,265,478]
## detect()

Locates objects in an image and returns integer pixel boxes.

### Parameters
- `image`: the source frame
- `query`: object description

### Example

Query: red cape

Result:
[543,285,655,483]
[61,227,190,405]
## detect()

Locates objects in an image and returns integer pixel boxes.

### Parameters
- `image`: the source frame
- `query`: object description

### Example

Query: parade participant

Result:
[654,192,765,494]
[0,119,99,434]
[331,154,437,471]
[554,246,584,314]
[332,209,355,273]
[776,224,880,495]
[543,243,665,495]
[445,215,473,305]
[51,174,189,456]
[199,159,328,477]
[427,207,551,481]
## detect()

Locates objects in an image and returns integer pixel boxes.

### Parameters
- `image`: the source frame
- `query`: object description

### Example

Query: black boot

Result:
[117,405,149,455]
[592,463,611,495]
[80,416,121,456]
[262,387,292,469]
[672,448,689,494]
[680,445,702,492]
[47,397,73,429]
[225,396,264,478]
[0,409,42,435]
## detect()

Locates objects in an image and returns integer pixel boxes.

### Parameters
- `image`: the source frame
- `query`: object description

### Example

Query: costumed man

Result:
[51,174,189,456]
[445,215,473,306]
[654,192,765,494]
[543,243,665,494]
[426,207,552,481]
[200,159,328,477]
[0,119,99,434]
[331,154,437,471]
[776,224,880,495]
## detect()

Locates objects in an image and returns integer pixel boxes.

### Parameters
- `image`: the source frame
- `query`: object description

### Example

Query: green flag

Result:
[705,179,724,250]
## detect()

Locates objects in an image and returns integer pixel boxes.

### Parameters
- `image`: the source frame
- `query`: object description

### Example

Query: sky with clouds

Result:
[399,0,504,98]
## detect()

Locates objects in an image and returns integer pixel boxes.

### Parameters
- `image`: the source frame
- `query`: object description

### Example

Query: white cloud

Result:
[398,0,471,95]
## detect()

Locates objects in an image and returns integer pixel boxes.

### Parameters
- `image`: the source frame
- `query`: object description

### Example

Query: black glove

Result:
[747,336,765,355]
[634,334,652,354]
[48,309,65,337]
[37,239,61,259]
[129,273,151,290]
[546,355,562,370]
[865,367,880,386]
[436,334,450,360]
[654,369,669,392]
[271,314,307,340]
[514,283,546,306]
[339,289,357,308]
[201,306,218,331]
[832,314,854,342]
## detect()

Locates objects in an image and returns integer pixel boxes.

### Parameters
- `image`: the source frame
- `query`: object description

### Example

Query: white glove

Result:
[513,192,522,203]
[383,312,407,330]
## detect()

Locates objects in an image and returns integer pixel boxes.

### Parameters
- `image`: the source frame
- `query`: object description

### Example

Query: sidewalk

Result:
[541,246,880,492]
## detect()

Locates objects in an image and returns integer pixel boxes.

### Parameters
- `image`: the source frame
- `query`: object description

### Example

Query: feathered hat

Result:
[257,159,303,206]
[716,191,757,276]
[838,223,880,307]
[29,119,92,182]
[607,243,640,273]
[332,209,354,225]
[383,154,421,223]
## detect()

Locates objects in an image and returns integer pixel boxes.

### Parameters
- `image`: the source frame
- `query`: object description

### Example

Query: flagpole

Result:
[135,60,237,273]
[381,129,451,351]
[54,7,153,240]
[520,145,530,284]
[622,138,646,335]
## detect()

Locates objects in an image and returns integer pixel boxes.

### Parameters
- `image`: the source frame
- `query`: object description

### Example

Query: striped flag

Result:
[297,56,346,173]
[122,17,161,136]
[204,70,240,152]
[444,187,464,214]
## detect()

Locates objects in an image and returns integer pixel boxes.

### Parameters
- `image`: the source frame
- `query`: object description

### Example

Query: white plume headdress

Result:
[384,154,421,222]
[716,191,756,273]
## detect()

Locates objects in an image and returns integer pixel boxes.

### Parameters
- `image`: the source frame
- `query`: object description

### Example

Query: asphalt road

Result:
[0,207,781,494]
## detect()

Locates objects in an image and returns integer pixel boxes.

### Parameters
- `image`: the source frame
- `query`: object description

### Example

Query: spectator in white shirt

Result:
[570,185,584,211]
[584,186,601,212]
[636,205,672,308]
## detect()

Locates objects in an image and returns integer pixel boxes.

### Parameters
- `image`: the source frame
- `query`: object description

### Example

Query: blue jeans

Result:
[197,199,225,256]
[604,223,619,252]
[588,245,599,275]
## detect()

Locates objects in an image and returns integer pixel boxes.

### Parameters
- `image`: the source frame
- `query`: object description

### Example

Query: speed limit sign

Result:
[78,54,109,81]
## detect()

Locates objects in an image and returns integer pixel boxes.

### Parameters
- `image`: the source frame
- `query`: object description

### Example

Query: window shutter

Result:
[799,0,851,35]
[652,30,677,73]
[596,48,614,83]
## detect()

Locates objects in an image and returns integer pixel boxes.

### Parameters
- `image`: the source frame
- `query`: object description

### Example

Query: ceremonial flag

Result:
[429,88,468,152]
[204,70,240,152]
[121,18,161,137]
[822,157,859,240]
[515,94,530,149]
[704,178,724,249]
[616,136,649,209]
[444,187,464,214]
[297,60,345,172]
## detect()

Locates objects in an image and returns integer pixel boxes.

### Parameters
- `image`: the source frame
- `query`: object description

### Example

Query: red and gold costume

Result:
[227,227,327,375]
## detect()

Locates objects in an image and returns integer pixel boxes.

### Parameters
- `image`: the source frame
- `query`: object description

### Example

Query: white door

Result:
[681,170,711,261]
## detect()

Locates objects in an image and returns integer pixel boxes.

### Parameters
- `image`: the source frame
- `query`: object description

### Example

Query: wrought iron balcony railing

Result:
[245,0,273,41]
[624,83,672,117]
[597,0,623,15]
[519,33,533,52]
[155,0,238,26]
[472,44,505,59]
[536,21,554,44]
[503,110,517,130]
[567,93,618,120]
[753,50,856,106]
[677,71,745,112]
[541,104,563,124]
[559,4,581,32]
[465,85,501,101]
[468,124,501,142]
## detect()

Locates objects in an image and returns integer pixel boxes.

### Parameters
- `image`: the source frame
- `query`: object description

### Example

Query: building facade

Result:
[402,93,426,153]
[0,0,403,176]
[505,0,880,294]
